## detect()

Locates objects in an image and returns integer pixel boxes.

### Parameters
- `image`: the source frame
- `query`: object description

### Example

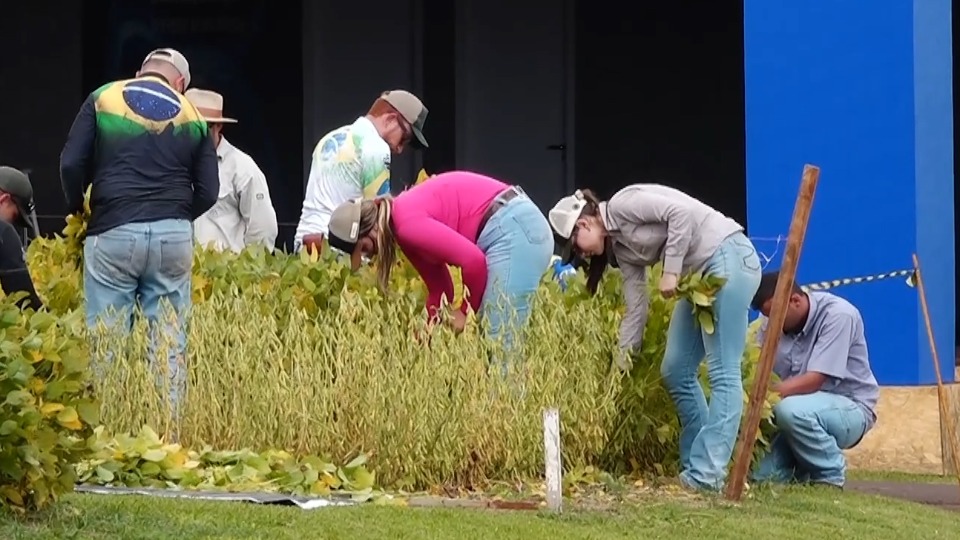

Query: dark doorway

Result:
[420,0,457,178]
[573,3,747,228]
[81,0,303,249]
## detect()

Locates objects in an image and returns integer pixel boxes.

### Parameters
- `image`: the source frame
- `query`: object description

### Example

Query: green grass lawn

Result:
[3,484,959,540]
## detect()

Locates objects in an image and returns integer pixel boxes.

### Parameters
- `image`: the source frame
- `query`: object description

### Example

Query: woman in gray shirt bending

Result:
[548,184,762,492]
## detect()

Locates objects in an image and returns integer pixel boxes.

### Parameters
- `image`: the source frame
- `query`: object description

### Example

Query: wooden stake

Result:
[724,164,821,501]
[543,408,563,513]
[912,254,960,490]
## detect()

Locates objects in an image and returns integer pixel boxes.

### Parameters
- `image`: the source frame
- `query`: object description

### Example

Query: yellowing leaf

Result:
[56,406,79,425]
[60,418,83,431]
[40,402,65,416]
[415,168,430,185]
[27,377,46,394]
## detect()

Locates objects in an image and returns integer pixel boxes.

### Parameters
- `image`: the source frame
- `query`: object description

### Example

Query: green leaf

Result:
[141,462,162,477]
[141,449,168,463]
[698,309,716,335]
[76,400,100,425]
[4,390,32,407]
[0,419,19,436]
[344,454,368,469]
[690,291,713,307]
[95,465,115,483]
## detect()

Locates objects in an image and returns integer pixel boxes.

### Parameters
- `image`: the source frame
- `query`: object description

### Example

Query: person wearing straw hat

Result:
[0,166,43,311]
[748,271,878,490]
[185,88,278,253]
[293,89,429,256]
[547,184,761,493]
[59,47,219,427]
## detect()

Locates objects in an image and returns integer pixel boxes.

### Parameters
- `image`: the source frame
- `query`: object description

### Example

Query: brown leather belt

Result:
[477,187,521,238]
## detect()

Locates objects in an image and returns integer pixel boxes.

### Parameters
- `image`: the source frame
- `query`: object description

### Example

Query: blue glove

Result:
[551,259,577,291]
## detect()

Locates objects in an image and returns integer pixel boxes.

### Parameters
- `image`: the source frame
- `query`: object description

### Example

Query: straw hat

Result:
[184,88,237,124]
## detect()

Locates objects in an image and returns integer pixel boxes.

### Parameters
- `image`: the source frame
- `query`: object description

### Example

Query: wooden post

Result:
[543,408,563,513]
[912,254,960,488]
[724,164,821,501]
[941,384,960,478]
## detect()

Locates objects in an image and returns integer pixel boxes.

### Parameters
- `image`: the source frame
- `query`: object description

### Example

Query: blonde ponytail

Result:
[373,197,396,291]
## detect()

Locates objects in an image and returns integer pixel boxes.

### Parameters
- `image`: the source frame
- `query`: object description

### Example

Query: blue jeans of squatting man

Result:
[659,232,762,491]
[84,219,193,423]
[751,391,869,487]
[476,190,554,375]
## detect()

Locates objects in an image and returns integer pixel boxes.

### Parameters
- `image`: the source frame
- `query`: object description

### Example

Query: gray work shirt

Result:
[758,291,879,429]
[599,184,744,358]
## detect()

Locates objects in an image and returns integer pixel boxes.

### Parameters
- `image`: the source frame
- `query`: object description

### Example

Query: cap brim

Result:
[411,126,428,149]
[15,203,38,237]
[328,233,362,271]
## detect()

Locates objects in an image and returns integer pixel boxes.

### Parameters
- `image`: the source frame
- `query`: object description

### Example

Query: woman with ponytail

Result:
[326,171,554,352]
[548,184,762,493]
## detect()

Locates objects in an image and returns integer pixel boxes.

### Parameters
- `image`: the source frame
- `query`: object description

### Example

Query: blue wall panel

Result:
[744,0,955,385]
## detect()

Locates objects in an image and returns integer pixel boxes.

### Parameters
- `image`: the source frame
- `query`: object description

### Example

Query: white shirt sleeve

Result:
[235,160,278,249]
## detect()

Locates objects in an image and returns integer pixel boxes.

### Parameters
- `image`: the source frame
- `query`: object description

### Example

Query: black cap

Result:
[0,166,38,237]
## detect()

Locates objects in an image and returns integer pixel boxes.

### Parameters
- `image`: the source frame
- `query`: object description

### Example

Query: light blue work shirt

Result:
[758,291,879,429]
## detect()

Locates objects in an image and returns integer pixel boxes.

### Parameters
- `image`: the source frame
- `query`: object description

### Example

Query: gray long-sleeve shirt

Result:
[600,184,743,357]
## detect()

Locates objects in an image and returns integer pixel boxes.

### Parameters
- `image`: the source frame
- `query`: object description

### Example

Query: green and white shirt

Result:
[294,116,391,247]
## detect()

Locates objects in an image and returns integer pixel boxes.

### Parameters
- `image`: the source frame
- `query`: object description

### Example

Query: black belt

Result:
[477,187,521,238]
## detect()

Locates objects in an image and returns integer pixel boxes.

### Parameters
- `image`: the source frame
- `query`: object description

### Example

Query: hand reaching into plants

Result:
[659,272,679,298]
[614,348,633,372]
[448,308,467,333]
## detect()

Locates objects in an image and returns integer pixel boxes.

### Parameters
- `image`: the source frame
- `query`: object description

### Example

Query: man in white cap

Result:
[293,89,429,255]
[59,47,219,425]
[185,88,278,253]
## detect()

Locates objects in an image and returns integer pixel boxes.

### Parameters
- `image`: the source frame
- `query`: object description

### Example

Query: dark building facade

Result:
[0,0,747,251]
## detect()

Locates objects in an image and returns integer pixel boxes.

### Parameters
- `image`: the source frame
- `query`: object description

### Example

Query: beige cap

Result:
[549,190,590,265]
[381,90,428,149]
[549,190,589,239]
[184,88,237,124]
[327,198,364,270]
[141,48,191,89]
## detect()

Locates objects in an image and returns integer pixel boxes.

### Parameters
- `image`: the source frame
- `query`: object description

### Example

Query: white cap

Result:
[141,48,191,89]
[548,190,588,239]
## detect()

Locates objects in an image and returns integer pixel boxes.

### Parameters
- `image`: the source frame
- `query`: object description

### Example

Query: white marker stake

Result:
[543,407,562,513]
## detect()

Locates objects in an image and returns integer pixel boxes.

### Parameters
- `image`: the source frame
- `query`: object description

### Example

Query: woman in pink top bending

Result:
[325,171,554,354]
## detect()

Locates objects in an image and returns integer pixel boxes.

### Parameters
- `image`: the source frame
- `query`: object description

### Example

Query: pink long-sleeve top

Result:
[391,171,510,320]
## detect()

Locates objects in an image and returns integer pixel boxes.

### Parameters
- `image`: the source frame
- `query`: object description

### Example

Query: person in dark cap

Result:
[0,166,42,310]
[748,271,879,489]
[293,89,428,255]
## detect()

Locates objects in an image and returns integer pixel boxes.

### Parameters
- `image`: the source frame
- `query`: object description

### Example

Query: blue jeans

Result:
[751,392,868,487]
[476,189,553,369]
[84,219,194,420]
[659,232,762,491]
